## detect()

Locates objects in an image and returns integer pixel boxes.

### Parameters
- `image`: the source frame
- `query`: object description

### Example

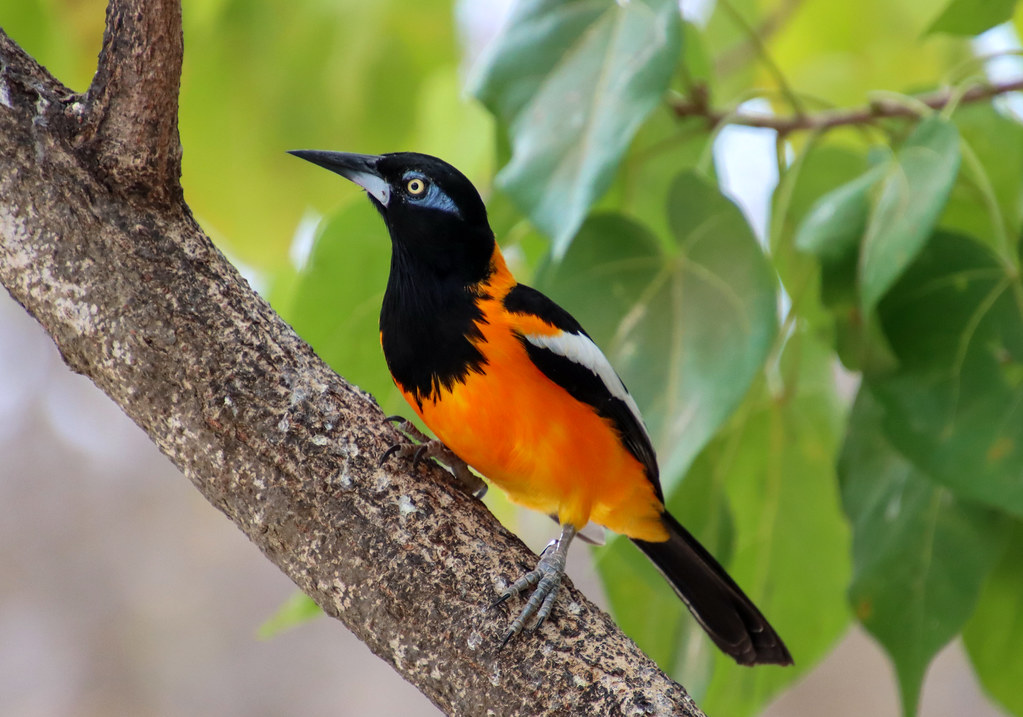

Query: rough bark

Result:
[0,3,704,716]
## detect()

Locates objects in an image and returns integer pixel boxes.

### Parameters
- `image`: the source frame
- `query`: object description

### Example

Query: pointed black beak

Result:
[288,150,391,206]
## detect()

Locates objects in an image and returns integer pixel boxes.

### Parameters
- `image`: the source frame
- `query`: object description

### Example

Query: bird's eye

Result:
[406,178,427,196]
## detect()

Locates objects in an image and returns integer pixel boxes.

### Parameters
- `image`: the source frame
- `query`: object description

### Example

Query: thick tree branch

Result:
[79,0,184,203]
[672,77,1023,135]
[0,5,703,716]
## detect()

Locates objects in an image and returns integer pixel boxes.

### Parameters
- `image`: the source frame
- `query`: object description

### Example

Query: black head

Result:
[289,150,495,285]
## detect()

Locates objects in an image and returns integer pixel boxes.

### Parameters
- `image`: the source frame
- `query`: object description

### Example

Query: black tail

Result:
[632,512,792,666]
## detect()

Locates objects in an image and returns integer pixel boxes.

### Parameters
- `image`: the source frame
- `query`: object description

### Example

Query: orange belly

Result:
[401,298,667,543]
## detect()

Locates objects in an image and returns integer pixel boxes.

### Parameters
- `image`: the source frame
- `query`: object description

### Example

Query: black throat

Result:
[379,239,493,406]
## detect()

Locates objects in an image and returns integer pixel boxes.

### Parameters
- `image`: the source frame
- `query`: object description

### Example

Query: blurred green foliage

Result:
[6,0,1023,715]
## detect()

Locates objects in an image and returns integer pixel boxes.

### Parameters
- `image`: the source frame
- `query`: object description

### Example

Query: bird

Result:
[289,149,793,666]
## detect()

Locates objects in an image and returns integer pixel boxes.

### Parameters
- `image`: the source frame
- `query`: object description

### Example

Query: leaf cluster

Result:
[462,2,1023,716]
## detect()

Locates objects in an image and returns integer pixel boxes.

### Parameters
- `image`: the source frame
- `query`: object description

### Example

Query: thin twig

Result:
[671,78,1023,136]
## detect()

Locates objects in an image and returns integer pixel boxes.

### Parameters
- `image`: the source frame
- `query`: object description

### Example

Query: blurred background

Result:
[0,0,1016,715]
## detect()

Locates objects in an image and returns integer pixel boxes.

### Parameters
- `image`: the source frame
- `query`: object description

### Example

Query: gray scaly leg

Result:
[494,524,577,647]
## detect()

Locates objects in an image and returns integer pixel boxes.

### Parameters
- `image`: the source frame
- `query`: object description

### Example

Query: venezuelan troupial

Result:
[291,149,791,665]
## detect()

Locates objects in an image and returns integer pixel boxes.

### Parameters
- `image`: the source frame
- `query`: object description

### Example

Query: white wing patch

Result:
[524,331,646,432]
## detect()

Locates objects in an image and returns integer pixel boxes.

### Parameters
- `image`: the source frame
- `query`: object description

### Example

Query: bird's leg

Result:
[379,416,487,498]
[493,524,578,647]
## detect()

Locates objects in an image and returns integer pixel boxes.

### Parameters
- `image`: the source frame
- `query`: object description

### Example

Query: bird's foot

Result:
[380,415,487,498]
[492,525,577,648]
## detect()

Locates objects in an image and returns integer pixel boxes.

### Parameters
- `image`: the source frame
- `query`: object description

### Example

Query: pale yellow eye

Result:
[406,178,427,195]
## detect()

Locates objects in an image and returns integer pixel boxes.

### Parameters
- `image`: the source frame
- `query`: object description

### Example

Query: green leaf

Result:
[258,591,322,639]
[963,522,1023,717]
[775,143,870,260]
[840,390,1010,716]
[284,202,402,412]
[771,144,867,335]
[872,232,1023,515]
[534,173,777,490]
[699,330,851,717]
[776,144,902,373]
[471,0,683,255]
[604,107,713,247]
[860,116,961,311]
[791,153,881,368]
[942,103,1023,257]
[927,0,1019,36]
[795,164,886,263]
[608,327,851,712]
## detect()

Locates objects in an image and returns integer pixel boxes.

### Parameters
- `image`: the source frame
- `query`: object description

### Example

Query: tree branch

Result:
[671,77,1023,136]
[79,0,184,204]
[0,4,703,716]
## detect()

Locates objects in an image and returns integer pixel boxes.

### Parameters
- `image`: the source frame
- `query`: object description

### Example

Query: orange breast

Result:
[399,269,667,542]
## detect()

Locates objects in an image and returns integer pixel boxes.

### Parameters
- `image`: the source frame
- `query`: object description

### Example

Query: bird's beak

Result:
[288,150,391,207]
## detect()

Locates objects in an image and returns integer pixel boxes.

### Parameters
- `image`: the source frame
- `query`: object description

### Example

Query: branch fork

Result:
[0,2,704,714]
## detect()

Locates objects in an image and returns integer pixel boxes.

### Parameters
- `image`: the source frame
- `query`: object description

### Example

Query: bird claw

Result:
[496,565,564,649]
[380,416,487,498]
[489,593,511,612]
[378,443,401,466]
[495,527,576,649]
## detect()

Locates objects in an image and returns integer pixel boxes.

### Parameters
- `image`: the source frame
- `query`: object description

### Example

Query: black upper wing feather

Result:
[502,283,587,334]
